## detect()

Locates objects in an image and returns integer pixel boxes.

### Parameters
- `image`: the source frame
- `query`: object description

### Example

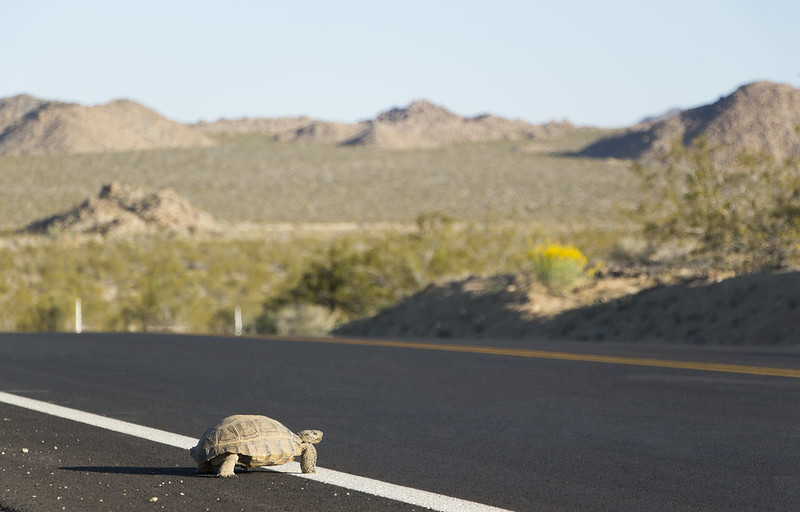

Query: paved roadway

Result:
[1,332,800,511]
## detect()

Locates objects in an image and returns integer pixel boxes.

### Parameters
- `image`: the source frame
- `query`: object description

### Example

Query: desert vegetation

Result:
[3,82,800,342]
[3,130,800,338]
[0,125,628,334]
[527,243,591,289]
[632,138,800,270]
[0,218,611,334]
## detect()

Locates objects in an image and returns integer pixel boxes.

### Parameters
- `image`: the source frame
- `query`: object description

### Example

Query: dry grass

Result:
[0,129,635,232]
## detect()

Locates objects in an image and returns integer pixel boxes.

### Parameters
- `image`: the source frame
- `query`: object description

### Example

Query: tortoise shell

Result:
[191,415,303,467]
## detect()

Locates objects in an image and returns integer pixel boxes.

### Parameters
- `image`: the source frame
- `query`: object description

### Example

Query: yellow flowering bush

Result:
[529,243,588,288]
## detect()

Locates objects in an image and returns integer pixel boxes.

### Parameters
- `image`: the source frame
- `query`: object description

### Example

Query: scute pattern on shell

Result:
[194,415,303,466]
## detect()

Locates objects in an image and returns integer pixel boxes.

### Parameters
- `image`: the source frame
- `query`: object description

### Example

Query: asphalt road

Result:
[1,332,800,511]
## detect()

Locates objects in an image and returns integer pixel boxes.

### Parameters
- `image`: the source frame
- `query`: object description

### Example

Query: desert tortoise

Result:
[190,414,323,477]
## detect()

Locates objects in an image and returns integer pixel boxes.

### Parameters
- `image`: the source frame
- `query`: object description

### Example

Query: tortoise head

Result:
[298,429,323,444]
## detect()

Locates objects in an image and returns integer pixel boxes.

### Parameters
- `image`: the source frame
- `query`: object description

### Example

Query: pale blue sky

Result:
[2,1,798,127]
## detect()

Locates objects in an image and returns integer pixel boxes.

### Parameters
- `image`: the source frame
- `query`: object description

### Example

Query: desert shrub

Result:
[15,296,69,331]
[404,212,475,281]
[388,212,555,284]
[528,243,588,288]
[118,253,191,331]
[260,240,418,324]
[204,307,238,334]
[254,303,338,336]
[633,138,800,269]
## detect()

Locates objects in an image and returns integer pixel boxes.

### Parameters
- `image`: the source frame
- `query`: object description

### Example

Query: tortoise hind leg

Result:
[217,453,239,478]
[300,443,317,473]
[196,460,215,475]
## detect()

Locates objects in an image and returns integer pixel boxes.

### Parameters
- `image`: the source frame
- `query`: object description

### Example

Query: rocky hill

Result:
[0,96,215,155]
[196,100,573,149]
[20,182,219,236]
[5,81,796,156]
[579,81,800,160]
[194,115,363,144]
[0,95,49,135]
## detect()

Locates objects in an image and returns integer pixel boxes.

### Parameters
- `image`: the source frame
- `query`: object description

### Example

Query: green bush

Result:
[632,138,800,270]
[15,296,69,331]
[528,243,589,289]
[260,239,418,324]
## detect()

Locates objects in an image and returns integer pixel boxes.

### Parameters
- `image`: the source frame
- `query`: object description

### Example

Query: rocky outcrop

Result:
[21,182,219,235]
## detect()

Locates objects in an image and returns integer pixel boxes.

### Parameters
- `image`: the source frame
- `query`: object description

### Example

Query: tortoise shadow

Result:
[60,466,198,477]
[59,466,294,477]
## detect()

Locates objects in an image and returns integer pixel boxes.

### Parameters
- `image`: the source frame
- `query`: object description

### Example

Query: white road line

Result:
[0,391,196,448]
[0,391,512,512]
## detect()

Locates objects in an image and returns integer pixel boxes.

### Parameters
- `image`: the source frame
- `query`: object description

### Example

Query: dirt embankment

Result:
[337,268,800,345]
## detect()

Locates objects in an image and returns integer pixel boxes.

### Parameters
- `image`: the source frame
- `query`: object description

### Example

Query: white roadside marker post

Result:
[234,306,242,336]
[75,298,82,334]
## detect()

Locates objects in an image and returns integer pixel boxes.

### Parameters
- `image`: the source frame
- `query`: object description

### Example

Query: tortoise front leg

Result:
[217,453,239,477]
[300,443,317,473]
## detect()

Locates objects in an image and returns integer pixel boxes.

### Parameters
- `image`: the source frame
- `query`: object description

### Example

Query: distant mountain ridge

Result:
[3,81,799,156]
[580,81,800,160]
[196,99,574,149]
[0,96,215,155]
